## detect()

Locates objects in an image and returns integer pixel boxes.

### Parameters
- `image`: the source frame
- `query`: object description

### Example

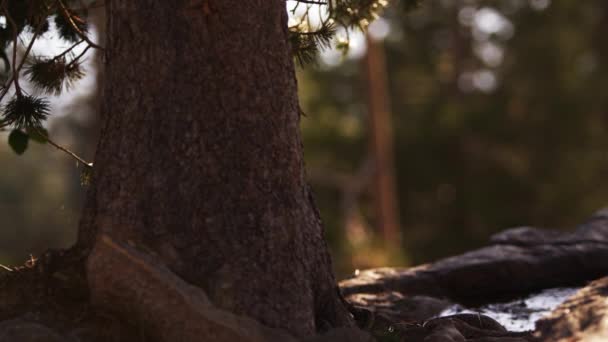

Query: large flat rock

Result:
[341,209,608,305]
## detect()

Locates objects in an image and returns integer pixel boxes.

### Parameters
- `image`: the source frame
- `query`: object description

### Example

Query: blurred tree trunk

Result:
[364,36,401,246]
[77,0,351,337]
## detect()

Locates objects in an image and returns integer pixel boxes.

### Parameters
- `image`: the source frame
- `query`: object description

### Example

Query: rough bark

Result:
[78,0,351,337]
[87,234,298,342]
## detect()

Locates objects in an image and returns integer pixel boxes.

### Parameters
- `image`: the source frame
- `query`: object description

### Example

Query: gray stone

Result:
[424,321,465,342]
[301,328,375,342]
[341,209,608,303]
[346,292,452,322]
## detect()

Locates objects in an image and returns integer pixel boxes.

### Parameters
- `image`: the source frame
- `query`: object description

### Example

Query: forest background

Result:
[1,0,607,279]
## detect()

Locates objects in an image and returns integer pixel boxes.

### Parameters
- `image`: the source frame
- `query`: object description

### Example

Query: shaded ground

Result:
[340,209,608,341]
[439,287,580,332]
[2,209,608,341]
[0,249,142,342]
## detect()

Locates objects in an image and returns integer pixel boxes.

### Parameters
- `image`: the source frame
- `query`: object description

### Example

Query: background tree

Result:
[301,0,608,274]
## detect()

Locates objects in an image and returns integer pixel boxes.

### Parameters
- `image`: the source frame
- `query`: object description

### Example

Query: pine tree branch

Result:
[53,39,86,62]
[56,0,104,50]
[66,44,92,69]
[3,123,91,167]
[10,19,22,96]
[0,4,49,102]
[2,0,24,97]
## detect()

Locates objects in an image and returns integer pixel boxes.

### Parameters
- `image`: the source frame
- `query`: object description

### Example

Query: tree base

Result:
[0,242,535,342]
[0,247,142,341]
[9,227,608,342]
[0,239,366,342]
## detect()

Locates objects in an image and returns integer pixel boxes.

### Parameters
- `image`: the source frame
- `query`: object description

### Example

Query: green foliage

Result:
[25,0,52,31]
[1,0,52,38]
[1,95,50,130]
[288,0,421,66]
[290,23,336,66]
[7,129,29,155]
[331,0,388,28]
[55,8,88,42]
[27,127,49,144]
[80,164,92,186]
[25,56,85,95]
[5,126,49,155]
[0,0,94,166]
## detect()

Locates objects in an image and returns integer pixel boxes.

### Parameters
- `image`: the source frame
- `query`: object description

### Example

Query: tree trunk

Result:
[364,36,401,246]
[78,0,351,337]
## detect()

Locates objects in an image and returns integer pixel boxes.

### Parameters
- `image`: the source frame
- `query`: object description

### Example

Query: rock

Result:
[423,315,532,340]
[424,321,465,342]
[345,292,452,322]
[492,209,608,245]
[300,327,375,342]
[535,276,608,341]
[0,319,68,342]
[489,226,564,245]
[380,314,533,342]
[338,211,608,341]
[340,209,608,304]
[435,314,507,333]
[466,338,529,342]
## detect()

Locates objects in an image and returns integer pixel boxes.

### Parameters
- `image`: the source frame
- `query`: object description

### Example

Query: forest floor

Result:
[2,209,608,341]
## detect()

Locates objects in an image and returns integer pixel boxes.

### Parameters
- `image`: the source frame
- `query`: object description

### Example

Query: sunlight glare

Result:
[475,42,504,67]
[473,8,514,41]
[369,18,390,41]
[530,0,551,11]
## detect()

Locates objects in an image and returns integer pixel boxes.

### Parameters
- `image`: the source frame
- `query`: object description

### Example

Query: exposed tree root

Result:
[87,234,297,342]
[0,242,370,342]
[0,247,143,341]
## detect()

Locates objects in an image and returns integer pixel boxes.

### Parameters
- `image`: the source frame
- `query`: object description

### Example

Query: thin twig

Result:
[287,0,327,5]
[67,44,91,68]
[3,0,23,96]
[1,100,93,169]
[296,29,331,35]
[34,127,93,168]
[53,39,86,62]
